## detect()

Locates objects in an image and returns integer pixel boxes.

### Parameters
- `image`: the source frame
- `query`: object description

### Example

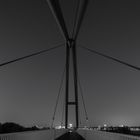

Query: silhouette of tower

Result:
[47,0,89,128]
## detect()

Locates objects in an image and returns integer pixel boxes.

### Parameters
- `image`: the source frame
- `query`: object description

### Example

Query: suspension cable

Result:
[78,75,89,122]
[51,64,66,128]
[79,44,140,71]
[78,75,92,128]
[79,107,82,127]
[0,43,64,68]
[74,0,89,40]
[72,0,80,38]
[61,95,65,127]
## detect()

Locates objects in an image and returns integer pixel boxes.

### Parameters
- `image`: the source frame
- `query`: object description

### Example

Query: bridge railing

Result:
[1,129,140,140]
[0,129,67,140]
[77,129,140,140]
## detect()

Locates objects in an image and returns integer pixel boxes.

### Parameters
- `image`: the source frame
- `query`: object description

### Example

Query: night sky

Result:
[0,0,140,127]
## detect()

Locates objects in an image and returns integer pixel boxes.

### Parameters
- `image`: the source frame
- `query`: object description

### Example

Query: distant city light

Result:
[69,123,73,128]
[97,125,101,130]
[103,124,107,127]
[55,125,65,129]
[119,125,124,127]
[55,125,62,129]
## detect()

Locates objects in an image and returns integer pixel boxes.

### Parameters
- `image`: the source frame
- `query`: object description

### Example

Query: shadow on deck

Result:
[55,131,85,140]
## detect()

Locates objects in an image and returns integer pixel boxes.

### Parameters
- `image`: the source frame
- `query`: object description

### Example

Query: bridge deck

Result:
[55,131,85,140]
[0,129,140,140]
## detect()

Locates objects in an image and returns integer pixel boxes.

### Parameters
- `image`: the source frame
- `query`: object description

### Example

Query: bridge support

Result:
[47,0,88,129]
[65,39,79,129]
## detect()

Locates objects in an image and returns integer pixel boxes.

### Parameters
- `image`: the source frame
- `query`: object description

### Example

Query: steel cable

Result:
[0,43,64,68]
[79,44,140,71]
[51,64,66,128]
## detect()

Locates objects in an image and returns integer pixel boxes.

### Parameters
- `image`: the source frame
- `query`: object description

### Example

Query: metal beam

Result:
[68,102,76,105]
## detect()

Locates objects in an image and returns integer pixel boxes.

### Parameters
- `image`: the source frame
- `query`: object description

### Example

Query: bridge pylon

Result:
[47,0,89,129]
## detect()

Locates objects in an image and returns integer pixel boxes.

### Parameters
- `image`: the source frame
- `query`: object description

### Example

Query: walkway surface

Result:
[55,131,85,140]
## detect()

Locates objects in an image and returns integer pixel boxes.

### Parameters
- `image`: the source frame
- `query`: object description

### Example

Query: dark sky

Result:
[0,0,140,127]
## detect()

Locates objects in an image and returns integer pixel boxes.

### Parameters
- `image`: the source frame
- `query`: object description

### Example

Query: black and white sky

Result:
[0,0,140,127]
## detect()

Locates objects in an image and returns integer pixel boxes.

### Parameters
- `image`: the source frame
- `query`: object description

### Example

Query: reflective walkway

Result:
[55,131,85,140]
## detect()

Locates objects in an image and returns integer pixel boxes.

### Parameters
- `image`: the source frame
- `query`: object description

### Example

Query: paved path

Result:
[55,131,85,140]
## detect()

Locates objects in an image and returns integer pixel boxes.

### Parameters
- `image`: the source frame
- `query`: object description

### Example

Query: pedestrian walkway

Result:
[55,131,85,140]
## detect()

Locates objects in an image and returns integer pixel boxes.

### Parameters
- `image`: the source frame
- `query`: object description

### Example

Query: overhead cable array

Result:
[72,0,80,38]
[78,76,89,122]
[0,43,64,68]
[51,64,66,128]
[79,44,140,71]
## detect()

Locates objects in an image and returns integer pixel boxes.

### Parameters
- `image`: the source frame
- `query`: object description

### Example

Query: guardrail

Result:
[0,129,67,140]
[1,129,139,140]
[77,129,140,140]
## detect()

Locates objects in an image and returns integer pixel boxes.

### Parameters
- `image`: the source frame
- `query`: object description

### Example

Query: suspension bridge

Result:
[0,0,140,139]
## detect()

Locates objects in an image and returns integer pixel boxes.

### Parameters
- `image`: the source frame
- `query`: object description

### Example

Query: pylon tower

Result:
[47,0,89,129]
